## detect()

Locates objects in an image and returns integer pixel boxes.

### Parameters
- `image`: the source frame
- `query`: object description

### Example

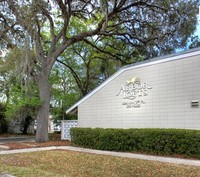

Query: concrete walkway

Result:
[1,146,200,167]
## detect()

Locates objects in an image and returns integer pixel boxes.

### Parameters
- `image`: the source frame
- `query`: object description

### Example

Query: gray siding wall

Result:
[78,55,200,129]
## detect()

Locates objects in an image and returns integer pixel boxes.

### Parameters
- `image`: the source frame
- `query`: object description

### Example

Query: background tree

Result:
[0,48,40,134]
[57,41,120,97]
[50,62,79,122]
[188,36,200,49]
[5,80,40,134]
[0,102,8,134]
[0,0,199,142]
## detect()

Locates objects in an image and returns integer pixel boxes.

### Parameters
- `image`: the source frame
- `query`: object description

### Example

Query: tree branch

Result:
[56,58,84,95]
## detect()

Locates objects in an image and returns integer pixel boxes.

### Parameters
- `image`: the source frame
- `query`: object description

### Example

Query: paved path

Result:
[1,146,200,167]
[0,137,35,144]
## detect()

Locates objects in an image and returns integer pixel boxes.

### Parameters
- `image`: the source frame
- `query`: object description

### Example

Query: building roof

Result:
[66,47,200,114]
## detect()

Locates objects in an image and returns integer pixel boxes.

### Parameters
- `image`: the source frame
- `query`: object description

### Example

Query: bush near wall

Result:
[71,128,200,158]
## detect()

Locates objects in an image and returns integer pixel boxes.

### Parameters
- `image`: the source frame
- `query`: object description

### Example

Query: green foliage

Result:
[71,128,200,159]
[50,62,79,121]
[57,39,130,97]
[189,36,200,49]
[0,46,40,134]
[5,82,40,120]
[5,86,40,134]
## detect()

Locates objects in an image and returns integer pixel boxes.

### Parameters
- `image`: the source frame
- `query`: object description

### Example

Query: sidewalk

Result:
[1,146,200,167]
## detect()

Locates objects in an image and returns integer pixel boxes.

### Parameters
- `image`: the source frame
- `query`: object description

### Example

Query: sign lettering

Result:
[116,77,152,108]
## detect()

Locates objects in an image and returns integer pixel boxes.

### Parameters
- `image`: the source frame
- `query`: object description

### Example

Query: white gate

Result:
[61,120,78,140]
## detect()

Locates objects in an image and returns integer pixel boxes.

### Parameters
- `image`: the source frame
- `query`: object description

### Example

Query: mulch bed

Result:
[3,141,71,150]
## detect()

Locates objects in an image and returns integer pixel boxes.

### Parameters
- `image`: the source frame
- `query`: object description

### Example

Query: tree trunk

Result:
[36,71,51,142]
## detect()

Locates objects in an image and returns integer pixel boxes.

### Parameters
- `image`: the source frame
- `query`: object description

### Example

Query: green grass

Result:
[0,150,200,177]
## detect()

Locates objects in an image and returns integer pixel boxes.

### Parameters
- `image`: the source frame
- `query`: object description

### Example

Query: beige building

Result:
[66,48,200,130]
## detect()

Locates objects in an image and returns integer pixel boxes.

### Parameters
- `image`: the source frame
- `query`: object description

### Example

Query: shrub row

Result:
[70,128,200,158]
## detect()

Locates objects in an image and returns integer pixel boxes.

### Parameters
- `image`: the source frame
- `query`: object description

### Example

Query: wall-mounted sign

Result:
[116,77,152,108]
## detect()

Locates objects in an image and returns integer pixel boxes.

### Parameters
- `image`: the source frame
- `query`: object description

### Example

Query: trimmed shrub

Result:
[71,128,200,158]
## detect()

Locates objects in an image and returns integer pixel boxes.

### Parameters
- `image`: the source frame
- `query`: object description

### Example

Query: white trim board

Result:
[66,48,200,114]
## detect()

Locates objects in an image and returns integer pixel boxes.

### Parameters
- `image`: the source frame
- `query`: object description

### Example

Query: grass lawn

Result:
[0,150,200,177]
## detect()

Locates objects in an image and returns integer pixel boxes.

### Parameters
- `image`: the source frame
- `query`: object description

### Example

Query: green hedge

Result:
[70,128,200,158]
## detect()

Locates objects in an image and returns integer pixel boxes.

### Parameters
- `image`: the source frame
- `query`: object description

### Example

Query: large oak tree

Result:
[0,0,199,142]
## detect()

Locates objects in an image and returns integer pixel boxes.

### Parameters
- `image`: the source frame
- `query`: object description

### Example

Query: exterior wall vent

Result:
[191,100,199,107]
